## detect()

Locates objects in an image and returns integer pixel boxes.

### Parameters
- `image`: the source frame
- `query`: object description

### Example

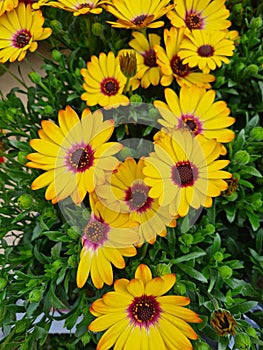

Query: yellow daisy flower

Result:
[155,27,215,88]
[0,0,18,16]
[26,106,122,204]
[34,0,103,16]
[129,31,162,88]
[143,129,232,217]
[95,157,176,245]
[167,0,231,31]
[77,193,138,289]
[0,3,52,63]
[81,51,130,109]
[154,86,235,143]
[179,30,235,74]
[89,264,201,350]
[104,0,173,29]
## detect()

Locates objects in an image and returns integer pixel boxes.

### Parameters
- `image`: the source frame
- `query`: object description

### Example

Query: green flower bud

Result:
[234,150,250,165]
[214,252,224,262]
[250,17,262,29]
[250,126,263,141]
[28,289,42,303]
[29,71,41,84]
[154,263,171,277]
[52,49,63,62]
[68,255,78,268]
[233,3,243,13]
[181,233,194,246]
[194,341,211,350]
[17,151,28,165]
[50,19,62,32]
[234,332,251,349]
[218,265,233,280]
[204,224,215,234]
[244,64,259,77]
[44,105,53,114]
[246,326,258,338]
[0,277,7,290]
[18,194,33,209]
[174,282,187,295]
[67,227,80,240]
[130,94,143,103]
[92,23,104,36]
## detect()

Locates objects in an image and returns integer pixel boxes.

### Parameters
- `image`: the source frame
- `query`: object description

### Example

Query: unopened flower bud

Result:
[211,309,237,336]
[17,151,28,165]
[250,126,263,141]
[18,194,33,209]
[28,289,42,303]
[214,252,224,262]
[244,64,259,77]
[130,94,142,103]
[250,17,262,29]
[92,23,104,36]
[218,265,233,280]
[194,341,211,350]
[234,333,251,350]
[155,263,171,277]
[52,49,63,62]
[234,150,250,164]
[29,71,41,84]
[119,50,137,78]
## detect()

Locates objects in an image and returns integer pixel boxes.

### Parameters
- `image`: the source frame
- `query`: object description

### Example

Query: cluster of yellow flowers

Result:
[0,0,239,348]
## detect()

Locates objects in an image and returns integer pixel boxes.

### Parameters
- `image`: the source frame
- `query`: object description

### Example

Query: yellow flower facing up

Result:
[167,0,231,31]
[155,27,215,88]
[104,0,173,29]
[0,0,18,16]
[143,129,232,217]
[27,106,122,204]
[95,157,176,245]
[179,30,235,74]
[77,193,138,289]
[89,264,201,350]
[0,3,52,63]
[154,86,235,143]
[81,52,130,109]
[35,0,104,16]
[129,31,162,88]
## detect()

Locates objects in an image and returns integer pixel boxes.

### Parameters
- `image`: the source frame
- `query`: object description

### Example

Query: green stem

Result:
[123,77,130,94]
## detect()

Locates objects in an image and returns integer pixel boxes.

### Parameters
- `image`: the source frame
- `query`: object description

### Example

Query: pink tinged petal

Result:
[135,264,152,284]
[158,295,191,306]
[114,278,129,293]
[76,248,92,288]
[90,298,123,315]
[158,274,176,295]
[102,247,125,269]
[97,249,114,286]
[162,313,199,340]
[90,254,104,289]
[127,278,145,297]
[89,312,127,332]
[145,277,165,296]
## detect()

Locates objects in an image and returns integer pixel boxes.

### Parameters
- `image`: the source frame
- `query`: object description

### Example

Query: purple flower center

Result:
[198,45,214,57]
[101,78,119,96]
[179,114,203,136]
[127,295,161,328]
[13,30,31,48]
[125,181,153,213]
[143,49,158,67]
[172,160,198,187]
[83,219,109,249]
[170,55,189,77]
[66,143,94,173]
[132,14,148,26]
[185,12,203,29]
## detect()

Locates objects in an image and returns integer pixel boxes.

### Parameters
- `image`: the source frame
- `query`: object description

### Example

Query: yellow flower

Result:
[143,129,232,217]
[129,31,162,88]
[81,51,130,109]
[179,30,235,74]
[154,86,235,143]
[0,0,18,16]
[35,0,104,16]
[167,0,231,31]
[89,264,201,349]
[95,157,176,245]
[77,193,138,289]
[0,3,52,63]
[27,106,122,204]
[155,27,215,88]
[104,0,173,29]
[211,309,237,336]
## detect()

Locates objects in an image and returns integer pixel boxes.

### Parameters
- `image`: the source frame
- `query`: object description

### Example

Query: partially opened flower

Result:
[89,264,201,349]
[0,3,52,63]
[104,0,173,29]
[77,193,138,289]
[167,0,231,31]
[129,31,162,88]
[154,86,235,143]
[0,0,18,16]
[143,129,232,217]
[179,30,235,74]
[155,27,215,88]
[81,52,130,109]
[95,157,176,245]
[27,106,122,204]
[36,0,103,16]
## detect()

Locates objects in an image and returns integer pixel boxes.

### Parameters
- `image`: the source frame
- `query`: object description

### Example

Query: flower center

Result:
[172,161,198,187]
[185,12,203,29]
[13,30,32,48]
[67,144,94,173]
[170,55,189,77]
[128,295,161,327]
[125,181,153,213]
[197,45,214,57]
[179,115,202,136]
[132,14,148,26]
[143,49,158,67]
[83,219,109,249]
[101,78,119,96]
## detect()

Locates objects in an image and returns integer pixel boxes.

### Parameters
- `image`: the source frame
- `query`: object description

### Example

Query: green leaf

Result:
[240,166,262,178]
[46,284,67,309]
[238,179,254,189]
[171,251,206,264]
[247,211,260,231]
[228,301,258,314]
[178,264,208,283]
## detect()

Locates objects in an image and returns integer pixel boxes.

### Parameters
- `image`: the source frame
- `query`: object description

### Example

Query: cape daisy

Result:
[81,51,130,109]
[104,0,173,29]
[0,3,52,63]
[77,193,138,289]
[27,106,122,204]
[179,30,235,74]
[155,27,215,88]
[129,31,162,88]
[167,0,231,31]
[154,85,235,143]
[0,0,18,16]
[33,0,103,16]
[143,129,232,217]
[89,264,201,350]
[95,157,176,245]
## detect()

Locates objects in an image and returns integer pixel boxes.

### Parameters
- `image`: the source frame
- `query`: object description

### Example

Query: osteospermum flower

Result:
[89,264,201,349]
[35,0,103,16]
[167,0,231,31]
[154,86,235,143]
[129,31,162,88]
[104,0,173,29]
[179,30,235,74]
[0,0,18,16]
[27,106,122,204]
[95,157,176,245]
[143,129,232,217]
[155,27,215,88]
[0,3,52,63]
[77,194,138,289]
[81,52,130,109]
